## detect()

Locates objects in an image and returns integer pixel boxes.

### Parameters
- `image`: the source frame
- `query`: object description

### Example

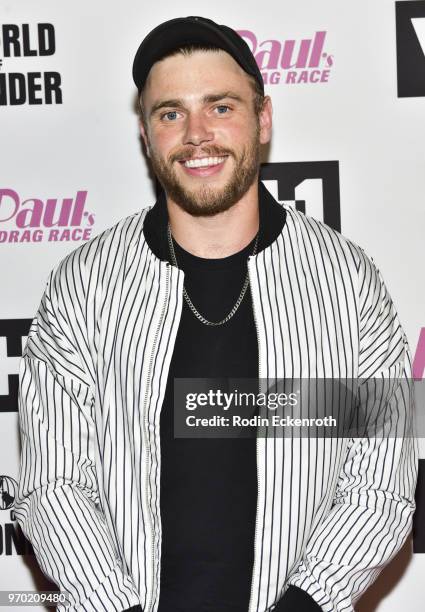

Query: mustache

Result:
[171,147,233,163]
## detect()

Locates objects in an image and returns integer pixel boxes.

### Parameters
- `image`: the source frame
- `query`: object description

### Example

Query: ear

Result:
[259,95,273,145]
[139,119,151,158]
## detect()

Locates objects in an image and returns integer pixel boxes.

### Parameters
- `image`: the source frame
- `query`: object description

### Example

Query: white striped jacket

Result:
[15,189,418,612]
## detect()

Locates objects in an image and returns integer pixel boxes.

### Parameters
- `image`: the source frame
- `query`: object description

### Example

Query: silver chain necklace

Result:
[167,222,259,326]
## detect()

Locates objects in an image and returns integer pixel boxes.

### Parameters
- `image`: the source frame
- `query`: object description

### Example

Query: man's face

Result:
[140,50,272,217]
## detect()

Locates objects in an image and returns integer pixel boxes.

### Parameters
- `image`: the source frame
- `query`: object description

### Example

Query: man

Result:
[15,15,417,612]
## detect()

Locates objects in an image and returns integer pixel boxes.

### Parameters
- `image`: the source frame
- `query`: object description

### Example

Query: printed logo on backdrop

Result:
[237,29,333,86]
[0,476,16,511]
[396,1,425,97]
[0,23,62,105]
[0,476,34,555]
[0,189,95,244]
[0,329,36,557]
[0,319,31,412]
[260,161,341,231]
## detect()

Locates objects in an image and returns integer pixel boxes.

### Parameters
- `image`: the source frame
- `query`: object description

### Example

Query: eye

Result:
[215,105,231,114]
[160,110,180,121]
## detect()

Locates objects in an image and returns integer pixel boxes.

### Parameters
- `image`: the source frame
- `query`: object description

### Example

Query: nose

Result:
[183,112,214,146]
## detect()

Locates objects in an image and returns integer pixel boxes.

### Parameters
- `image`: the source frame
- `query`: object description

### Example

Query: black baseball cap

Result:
[132,16,264,95]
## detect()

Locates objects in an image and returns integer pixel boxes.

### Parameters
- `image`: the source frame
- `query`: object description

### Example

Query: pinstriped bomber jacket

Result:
[15,183,418,612]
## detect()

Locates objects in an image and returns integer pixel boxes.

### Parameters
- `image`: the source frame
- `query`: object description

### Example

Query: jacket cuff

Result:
[274,585,323,611]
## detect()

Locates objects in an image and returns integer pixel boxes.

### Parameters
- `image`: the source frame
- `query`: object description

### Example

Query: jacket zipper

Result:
[143,262,170,612]
[248,256,261,612]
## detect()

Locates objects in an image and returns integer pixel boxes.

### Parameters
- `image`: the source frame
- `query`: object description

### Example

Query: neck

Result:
[166,180,260,259]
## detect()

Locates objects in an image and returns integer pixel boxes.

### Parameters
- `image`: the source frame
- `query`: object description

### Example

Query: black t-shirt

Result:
[158,236,259,612]
[142,183,286,612]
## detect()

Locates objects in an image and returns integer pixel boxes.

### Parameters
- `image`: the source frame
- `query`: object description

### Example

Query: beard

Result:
[147,122,261,217]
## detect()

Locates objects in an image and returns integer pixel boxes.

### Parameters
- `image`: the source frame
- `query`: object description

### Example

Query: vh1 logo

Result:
[0,320,31,412]
[260,161,341,231]
[396,1,425,97]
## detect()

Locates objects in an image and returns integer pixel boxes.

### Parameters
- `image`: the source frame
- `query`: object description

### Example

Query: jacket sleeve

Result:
[14,262,142,612]
[284,255,418,611]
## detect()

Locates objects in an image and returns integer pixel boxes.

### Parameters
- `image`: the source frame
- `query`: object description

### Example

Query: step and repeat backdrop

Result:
[0,0,424,610]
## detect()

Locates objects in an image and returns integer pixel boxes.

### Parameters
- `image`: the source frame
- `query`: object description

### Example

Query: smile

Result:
[181,156,227,168]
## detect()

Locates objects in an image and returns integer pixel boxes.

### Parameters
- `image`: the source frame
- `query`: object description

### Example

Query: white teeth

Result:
[183,156,226,168]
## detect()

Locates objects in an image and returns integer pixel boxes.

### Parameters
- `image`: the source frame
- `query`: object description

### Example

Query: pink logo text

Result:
[237,30,334,85]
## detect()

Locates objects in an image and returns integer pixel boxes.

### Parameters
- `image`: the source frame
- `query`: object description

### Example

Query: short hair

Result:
[138,42,264,129]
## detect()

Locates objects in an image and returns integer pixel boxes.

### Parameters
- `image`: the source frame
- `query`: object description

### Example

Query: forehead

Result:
[143,49,253,103]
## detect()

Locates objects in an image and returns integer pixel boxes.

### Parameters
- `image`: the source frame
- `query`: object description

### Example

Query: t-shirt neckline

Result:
[170,233,258,271]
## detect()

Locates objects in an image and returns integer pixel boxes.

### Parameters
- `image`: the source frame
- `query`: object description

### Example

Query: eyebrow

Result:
[149,91,245,118]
